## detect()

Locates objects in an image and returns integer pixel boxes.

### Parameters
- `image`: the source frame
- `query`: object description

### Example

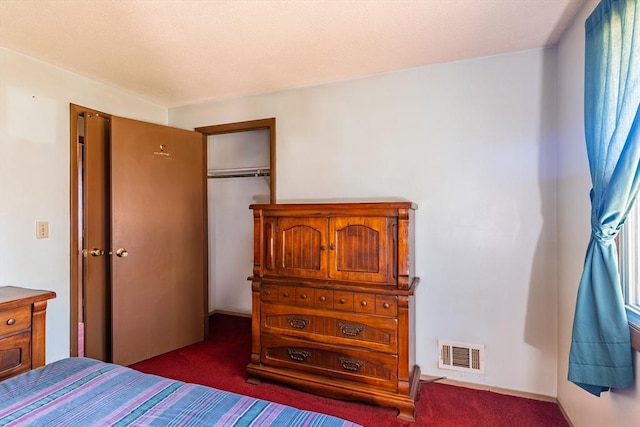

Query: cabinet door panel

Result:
[276,218,328,278]
[330,217,394,283]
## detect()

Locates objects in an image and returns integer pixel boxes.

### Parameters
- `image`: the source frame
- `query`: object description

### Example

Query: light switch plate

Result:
[36,221,49,239]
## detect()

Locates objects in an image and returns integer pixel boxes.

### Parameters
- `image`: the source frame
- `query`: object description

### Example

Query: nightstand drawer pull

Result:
[6,318,16,326]
[338,323,364,337]
[288,348,310,362]
[339,357,364,372]
[288,317,310,329]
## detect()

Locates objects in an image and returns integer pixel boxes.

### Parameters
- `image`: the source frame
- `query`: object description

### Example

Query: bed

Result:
[0,357,360,426]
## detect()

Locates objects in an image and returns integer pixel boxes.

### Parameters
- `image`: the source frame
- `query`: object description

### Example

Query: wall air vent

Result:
[438,340,485,374]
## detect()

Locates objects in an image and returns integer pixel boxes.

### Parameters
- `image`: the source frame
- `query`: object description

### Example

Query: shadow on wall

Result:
[523,48,561,393]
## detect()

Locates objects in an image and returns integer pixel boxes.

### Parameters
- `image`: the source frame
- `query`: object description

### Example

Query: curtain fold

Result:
[568,0,640,396]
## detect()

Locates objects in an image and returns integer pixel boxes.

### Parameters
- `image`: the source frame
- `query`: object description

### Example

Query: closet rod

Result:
[207,166,270,179]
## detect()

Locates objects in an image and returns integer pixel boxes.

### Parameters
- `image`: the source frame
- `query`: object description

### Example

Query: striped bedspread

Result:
[0,358,360,426]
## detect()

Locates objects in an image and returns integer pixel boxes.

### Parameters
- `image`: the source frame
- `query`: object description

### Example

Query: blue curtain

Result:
[568,0,640,396]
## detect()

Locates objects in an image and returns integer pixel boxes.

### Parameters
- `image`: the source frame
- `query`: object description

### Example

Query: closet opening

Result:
[196,118,275,203]
[196,118,275,316]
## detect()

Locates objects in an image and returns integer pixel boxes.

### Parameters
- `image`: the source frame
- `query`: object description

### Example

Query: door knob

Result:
[90,248,105,257]
[115,248,129,258]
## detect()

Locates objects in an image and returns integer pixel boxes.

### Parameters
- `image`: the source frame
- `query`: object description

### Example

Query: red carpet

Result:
[130,313,568,427]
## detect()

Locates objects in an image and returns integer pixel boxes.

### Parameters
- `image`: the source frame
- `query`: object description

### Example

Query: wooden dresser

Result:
[247,202,420,421]
[0,286,56,381]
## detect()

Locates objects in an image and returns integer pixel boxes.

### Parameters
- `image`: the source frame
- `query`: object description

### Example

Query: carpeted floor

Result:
[130,313,569,427]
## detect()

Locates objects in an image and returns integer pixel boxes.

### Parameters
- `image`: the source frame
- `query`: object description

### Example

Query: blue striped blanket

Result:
[0,358,360,426]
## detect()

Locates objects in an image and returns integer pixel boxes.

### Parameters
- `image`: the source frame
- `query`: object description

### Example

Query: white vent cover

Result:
[438,340,485,374]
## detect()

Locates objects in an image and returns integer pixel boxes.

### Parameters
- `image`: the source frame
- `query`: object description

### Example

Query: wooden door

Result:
[329,217,394,283]
[276,217,328,279]
[110,117,206,366]
[83,114,110,361]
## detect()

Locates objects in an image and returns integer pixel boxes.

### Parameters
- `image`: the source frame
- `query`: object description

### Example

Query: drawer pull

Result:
[288,348,311,362]
[265,290,271,296]
[360,300,367,307]
[319,296,326,302]
[300,294,308,300]
[6,318,16,326]
[382,302,390,309]
[288,317,310,329]
[282,292,290,298]
[339,298,346,304]
[339,357,364,372]
[338,323,364,337]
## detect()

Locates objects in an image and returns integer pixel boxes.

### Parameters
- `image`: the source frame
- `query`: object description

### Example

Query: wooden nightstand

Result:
[0,286,56,381]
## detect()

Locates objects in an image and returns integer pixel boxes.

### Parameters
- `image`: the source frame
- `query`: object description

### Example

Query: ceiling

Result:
[0,0,585,108]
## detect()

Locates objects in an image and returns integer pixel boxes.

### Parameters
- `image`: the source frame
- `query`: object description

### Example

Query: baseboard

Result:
[556,399,575,427]
[208,309,251,318]
[420,374,557,403]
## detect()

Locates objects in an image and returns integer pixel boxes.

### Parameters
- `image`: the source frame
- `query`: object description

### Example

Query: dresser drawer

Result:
[260,284,279,303]
[333,291,354,311]
[375,295,397,316]
[0,306,31,337]
[261,283,336,309]
[261,303,398,353]
[0,331,32,380]
[261,334,398,391]
[313,288,334,310]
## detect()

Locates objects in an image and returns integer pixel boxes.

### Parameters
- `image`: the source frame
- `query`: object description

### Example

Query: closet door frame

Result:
[196,118,276,203]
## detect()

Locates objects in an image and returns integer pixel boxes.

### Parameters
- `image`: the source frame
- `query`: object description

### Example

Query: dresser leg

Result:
[397,404,416,422]
[245,369,261,385]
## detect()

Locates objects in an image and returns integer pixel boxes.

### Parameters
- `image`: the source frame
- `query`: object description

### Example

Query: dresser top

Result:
[250,201,417,211]
[0,286,56,308]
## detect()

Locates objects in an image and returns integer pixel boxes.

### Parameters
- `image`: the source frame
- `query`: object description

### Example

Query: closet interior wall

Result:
[207,130,270,314]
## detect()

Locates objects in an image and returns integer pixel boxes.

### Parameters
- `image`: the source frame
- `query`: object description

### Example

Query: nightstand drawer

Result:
[0,331,32,380]
[0,306,31,336]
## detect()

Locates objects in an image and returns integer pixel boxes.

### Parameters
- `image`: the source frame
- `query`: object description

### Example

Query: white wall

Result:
[0,47,167,362]
[170,47,559,396]
[556,0,640,425]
